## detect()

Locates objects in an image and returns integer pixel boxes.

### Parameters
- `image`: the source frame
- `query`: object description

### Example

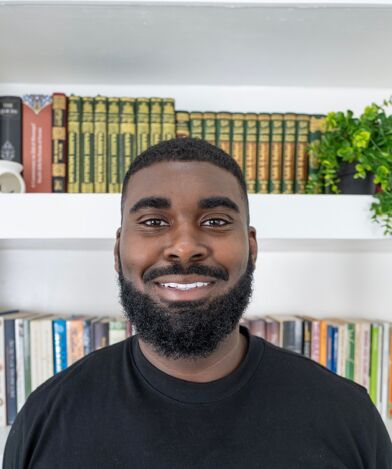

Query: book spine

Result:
[53,319,68,374]
[337,324,346,377]
[67,96,82,193]
[0,318,6,426]
[4,319,17,425]
[256,114,271,194]
[108,98,121,193]
[362,323,371,392]
[282,320,302,355]
[248,319,266,339]
[119,98,136,182]
[369,324,379,405]
[162,98,176,141]
[265,319,280,346]
[244,113,258,194]
[66,319,85,366]
[15,319,26,413]
[94,96,108,193]
[269,114,283,193]
[136,98,149,154]
[0,96,22,164]
[109,320,126,345]
[175,111,190,138]
[150,98,163,146]
[319,320,328,367]
[22,95,52,192]
[332,326,339,374]
[302,319,312,358]
[40,319,54,385]
[376,326,383,413]
[83,319,92,356]
[354,322,362,385]
[380,323,390,421]
[189,112,203,139]
[308,114,326,192]
[310,320,320,363]
[203,112,216,146]
[93,321,109,350]
[346,323,355,381]
[216,113,232,155]
[282,113,296,194]
[80,97,94,193]
[232,114,245,173]
[23,319,31,400]
[294,114,310,193]
[327,325,333,371]
[51,93,67,193]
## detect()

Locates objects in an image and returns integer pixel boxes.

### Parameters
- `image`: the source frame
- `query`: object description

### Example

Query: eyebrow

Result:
[129,195,240,214]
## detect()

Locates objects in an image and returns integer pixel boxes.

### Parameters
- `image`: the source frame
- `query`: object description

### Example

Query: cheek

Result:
[119,235,158,282]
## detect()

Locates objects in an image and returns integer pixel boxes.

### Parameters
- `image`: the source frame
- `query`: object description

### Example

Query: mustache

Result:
[142,263,229,283]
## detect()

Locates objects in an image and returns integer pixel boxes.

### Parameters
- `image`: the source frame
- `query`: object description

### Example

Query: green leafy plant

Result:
[306,98,392,235]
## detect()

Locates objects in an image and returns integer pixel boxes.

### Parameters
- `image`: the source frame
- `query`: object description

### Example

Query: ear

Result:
[248,226,258,267]
[114,227,121,273]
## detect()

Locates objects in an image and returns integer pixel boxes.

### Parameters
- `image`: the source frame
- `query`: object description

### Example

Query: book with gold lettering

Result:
[51,93,67,193]
[232,113,245,174]
[244,113,257,193]
[67,96,82,193]
[216,112,232,155]
[176,111,190,138]
[295,114,310,193]
[119,98,136,181]
[150,98,163,146]
[162,98,175,141]
[269,114,284,193]
[80,97,94,193]
[189,112,203,139]
[136,98,149,155]
[282,113,297,194]
[256,114,271,194]
[108,98,121,193]
[203,112,216,146]
[94,96,108,193]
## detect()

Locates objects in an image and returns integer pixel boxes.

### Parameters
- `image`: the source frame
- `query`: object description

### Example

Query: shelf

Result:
[1,2,392,89]
[1,194,391,251]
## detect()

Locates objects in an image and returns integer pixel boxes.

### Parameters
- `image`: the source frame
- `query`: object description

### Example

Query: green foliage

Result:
[306,98,392,235]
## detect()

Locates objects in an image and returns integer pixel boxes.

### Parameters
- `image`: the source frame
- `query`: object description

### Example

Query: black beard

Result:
[118,256,254,360]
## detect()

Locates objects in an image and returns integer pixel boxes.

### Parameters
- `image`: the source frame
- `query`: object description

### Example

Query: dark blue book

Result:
[327,325,334,371]
[53,319,67,374]
[331,326,339,374]
[83,317,93,356]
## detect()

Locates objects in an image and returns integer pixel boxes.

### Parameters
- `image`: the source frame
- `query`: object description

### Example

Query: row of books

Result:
[0,94,326,195]
[241,315,392,423]
[0,310,134,427]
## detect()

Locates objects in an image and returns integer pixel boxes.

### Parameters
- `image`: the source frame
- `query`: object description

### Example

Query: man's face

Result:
[114,161,258,358]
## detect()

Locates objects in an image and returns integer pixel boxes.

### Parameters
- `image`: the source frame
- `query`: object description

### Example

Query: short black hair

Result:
[121,137,250,225]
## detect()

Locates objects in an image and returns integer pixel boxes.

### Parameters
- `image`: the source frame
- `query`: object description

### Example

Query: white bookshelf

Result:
[0,0,391,455]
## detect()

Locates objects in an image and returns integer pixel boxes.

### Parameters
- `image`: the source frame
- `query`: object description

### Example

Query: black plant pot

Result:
[327,162,376,195]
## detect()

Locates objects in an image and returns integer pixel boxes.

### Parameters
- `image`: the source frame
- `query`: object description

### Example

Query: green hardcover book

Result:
[269,114,284,193]
[295,114,310,193]
[257,114,271,194]
[216,112,232,155]
[369,323,380,405]
[136,98,150,154]
[282,113,297,194]
[203,112,216,146]
[150,98,163,146]
[307,114,327,193]
[119,98,136,181]
[346,322,356,381]
[67,96,82,193]
[176,111,190,138]
[108,98,121,193]
[162,98,176,141]
[80,97,94,193]
[244,113,258,193]
[51,93,67,193]
[94,96,108,193]
[189,112,203,139]
[232,113,245,174]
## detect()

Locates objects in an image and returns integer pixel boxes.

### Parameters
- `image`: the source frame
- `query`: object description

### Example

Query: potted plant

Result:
[306,98,392,235]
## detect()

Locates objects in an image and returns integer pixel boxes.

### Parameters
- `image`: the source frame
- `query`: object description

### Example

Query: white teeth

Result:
[160,282,210,290]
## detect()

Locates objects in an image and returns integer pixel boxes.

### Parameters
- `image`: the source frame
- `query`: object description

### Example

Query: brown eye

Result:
[141,218,169,227]
[202,218,230,227]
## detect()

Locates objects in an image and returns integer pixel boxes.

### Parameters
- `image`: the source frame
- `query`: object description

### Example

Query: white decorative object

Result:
[0,161,25,193]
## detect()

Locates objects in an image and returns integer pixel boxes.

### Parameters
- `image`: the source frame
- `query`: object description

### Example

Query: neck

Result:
[137,325,248,383]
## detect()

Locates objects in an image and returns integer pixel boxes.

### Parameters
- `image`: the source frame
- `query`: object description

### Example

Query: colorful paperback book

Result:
[66,317,85,366]
[369,323,380,406]
[53,318,68,374]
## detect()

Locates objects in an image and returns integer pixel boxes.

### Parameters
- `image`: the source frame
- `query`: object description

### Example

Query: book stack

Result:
[242,315,392,423]
[0,310,133,427]
[176,111,326,194]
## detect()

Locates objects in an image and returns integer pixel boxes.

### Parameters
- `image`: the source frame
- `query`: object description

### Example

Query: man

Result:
[4,138,392,468]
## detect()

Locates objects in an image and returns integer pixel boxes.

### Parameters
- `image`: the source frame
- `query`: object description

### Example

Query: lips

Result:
[152,276,217,302]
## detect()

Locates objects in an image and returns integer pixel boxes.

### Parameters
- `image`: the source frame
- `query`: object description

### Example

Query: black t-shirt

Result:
[3,326,392,468]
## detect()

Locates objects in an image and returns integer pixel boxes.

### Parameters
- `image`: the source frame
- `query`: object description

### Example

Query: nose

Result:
[163,224,209,264]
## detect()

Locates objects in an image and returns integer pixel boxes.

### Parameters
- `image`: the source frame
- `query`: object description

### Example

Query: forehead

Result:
[125,161,245,209]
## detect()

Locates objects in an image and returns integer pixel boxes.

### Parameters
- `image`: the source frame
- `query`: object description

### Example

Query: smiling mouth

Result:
[159,281,212,291]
